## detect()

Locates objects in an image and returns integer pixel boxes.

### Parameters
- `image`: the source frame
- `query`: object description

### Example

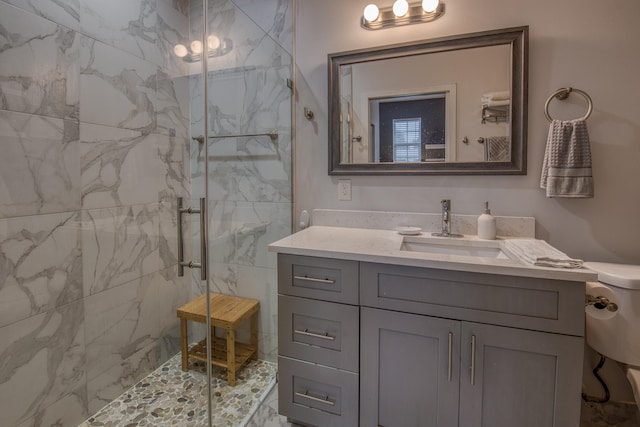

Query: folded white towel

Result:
[482,100,510,108]
[481,91,510,103]
[503,239,584,268]
[540,119,594,198]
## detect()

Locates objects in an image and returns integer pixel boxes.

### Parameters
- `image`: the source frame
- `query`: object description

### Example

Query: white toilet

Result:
[584,261,640,409]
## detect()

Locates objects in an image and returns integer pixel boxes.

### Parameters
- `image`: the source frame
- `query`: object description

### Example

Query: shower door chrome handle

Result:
[177,197,207,280]
[199,197,207,281]
[177,197,186,277]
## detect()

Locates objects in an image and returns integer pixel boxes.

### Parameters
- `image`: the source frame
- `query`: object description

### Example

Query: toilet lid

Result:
[584,262,640,290]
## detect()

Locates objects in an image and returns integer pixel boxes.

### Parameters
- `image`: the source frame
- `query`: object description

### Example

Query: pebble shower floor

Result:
[79,354,277,427]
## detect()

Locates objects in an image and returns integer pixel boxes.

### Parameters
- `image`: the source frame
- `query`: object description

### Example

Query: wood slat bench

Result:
[177,293,259,386]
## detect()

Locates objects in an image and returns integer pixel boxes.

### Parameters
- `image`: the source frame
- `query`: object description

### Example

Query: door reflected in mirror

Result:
[328,26,528,175]
[379,94,446,163]
[350,88,454,164]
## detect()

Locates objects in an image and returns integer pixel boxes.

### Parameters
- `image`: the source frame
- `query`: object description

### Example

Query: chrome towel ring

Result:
[544,87,593,122]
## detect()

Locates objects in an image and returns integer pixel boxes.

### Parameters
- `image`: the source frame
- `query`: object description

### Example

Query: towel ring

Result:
[544,87,593,122]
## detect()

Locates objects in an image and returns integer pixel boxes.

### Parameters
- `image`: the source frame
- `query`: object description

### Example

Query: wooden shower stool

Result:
[177,293,259,386]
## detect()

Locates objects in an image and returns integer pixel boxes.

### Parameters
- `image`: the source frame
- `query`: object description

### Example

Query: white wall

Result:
[294,0,640,265]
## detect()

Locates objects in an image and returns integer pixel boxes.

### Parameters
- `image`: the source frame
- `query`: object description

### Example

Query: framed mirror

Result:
[328,26,528,175]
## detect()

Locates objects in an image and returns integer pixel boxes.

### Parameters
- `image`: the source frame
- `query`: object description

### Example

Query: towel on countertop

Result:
[540,119,594,198]
[503,239,583,268]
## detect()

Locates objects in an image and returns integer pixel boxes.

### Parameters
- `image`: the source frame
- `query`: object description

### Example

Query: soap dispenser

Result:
[477,201,496,240]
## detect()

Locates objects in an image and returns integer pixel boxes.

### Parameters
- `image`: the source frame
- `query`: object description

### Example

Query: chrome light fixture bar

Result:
[361,0,445,30]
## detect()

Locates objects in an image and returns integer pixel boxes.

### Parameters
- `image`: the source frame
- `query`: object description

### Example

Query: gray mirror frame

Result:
[328,26,528,175]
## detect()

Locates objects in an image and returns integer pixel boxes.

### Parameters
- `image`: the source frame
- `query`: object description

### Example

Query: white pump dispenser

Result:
[477,201,496,240]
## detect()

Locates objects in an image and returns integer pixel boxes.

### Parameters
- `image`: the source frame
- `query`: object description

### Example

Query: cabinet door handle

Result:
[470,334,477,385]
[294,328,336,341]
[448,332,453,382]
[295,390,335,406]
[294,275,336,284]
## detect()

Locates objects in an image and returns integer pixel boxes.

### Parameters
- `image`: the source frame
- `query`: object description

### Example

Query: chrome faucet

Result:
[432,199,462,238]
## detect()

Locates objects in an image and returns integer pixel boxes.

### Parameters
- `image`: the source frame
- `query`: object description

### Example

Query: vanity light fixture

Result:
[173,35,233,63]
[361,0,444,30]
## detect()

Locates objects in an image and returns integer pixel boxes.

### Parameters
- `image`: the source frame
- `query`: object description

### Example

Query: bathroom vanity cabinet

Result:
[277,255,360,426]
[277,254,586,427]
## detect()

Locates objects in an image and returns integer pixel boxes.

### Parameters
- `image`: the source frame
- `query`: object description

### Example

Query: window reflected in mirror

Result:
[375,93,447,163]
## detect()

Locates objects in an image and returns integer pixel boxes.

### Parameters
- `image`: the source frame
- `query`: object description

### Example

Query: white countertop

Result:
[268,226,597,282]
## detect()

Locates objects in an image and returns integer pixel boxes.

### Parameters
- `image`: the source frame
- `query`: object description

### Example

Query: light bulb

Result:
[393,0,409,17]
[363,4,380,22]
[207,35,221,50]
[422,0,439,12]
[173,44,188,58]
[190,40,203,54]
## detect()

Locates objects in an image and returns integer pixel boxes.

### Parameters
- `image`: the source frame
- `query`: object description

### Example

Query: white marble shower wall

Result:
[188,0,293,363]
[0,0,193,425]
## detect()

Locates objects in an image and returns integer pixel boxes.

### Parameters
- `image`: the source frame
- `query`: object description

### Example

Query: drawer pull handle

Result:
[294,275,336,284]
[295,390,336,406]
[294,329,336,341]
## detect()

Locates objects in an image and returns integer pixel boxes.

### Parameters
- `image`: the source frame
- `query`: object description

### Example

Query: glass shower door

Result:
[179,0,293,425]
[202,0,294,425]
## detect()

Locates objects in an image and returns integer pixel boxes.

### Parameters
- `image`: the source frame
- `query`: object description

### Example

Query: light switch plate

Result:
[338,179,352,201]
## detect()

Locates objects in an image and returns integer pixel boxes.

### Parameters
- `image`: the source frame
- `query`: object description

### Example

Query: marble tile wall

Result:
[1,0,291,425]
[0,0,192,426]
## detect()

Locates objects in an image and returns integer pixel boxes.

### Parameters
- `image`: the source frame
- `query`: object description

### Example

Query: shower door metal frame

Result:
[202,1,213,424]
[173,1,214,425]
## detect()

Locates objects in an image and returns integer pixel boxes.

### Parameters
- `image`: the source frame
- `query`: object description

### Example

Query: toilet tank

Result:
[584,262,640,367]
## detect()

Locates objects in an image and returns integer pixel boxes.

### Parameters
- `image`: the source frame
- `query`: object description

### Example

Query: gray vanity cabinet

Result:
[360,262,585,427]
[458,322,583,427]
[361,310,583,427]
[276,254,585,427]
[360,307,461,427]
[277,254,360,427]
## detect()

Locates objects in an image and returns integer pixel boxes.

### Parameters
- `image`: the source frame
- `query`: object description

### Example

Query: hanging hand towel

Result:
[540,119,594,198]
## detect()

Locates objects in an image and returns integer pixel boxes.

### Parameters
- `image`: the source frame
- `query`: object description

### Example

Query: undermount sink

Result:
[400,236,511,259]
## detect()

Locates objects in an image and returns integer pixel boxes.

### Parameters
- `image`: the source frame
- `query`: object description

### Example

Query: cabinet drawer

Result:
[360,262,584,336]
[278,295,359,372]
[278,356,359,427]
[278,254,358,304]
